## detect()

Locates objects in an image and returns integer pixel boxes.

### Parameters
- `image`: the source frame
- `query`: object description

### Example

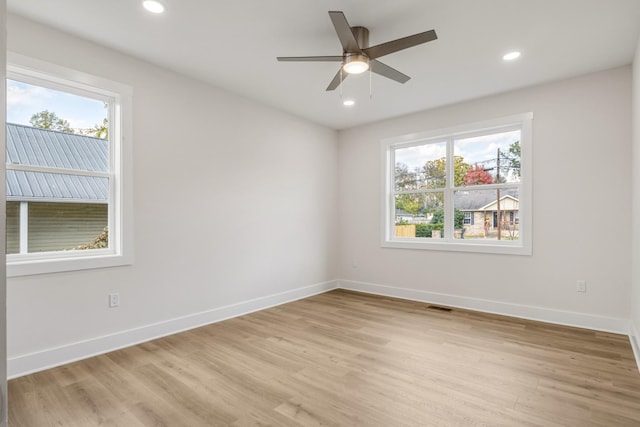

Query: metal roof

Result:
[6,123,108,203]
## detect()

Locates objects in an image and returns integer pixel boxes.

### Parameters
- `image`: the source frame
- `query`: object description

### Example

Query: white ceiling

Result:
[7,0,640,130]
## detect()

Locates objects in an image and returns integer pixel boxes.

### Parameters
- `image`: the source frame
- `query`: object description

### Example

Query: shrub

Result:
[74,227,108,250]
[416,223,444,238]
[431,208,465,229]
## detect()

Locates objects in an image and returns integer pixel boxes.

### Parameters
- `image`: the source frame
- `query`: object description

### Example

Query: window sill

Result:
[7,251,133,277]
[382,239,531,256]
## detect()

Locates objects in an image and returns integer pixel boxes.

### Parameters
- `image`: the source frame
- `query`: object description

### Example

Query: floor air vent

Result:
[427,305,452,312]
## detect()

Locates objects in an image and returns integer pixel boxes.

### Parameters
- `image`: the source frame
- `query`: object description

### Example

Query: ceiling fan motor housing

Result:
[351,26,370,50]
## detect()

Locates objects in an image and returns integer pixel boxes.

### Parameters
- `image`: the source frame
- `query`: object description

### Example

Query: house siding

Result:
[465,212,489,237]
[26,202,107,253]
[6,202,19,254]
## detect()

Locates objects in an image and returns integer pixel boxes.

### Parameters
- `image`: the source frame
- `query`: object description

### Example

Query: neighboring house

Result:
[395,209,415,223]
[455,189,519,238]
[395,209,429,224]
[6,123,108,254]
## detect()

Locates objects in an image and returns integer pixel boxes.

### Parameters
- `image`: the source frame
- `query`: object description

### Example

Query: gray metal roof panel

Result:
[6,124,109,202]
[7,123,108,172]
[6,170,108,202]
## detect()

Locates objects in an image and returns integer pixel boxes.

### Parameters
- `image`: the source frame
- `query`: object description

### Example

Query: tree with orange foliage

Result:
[463,165,493,186]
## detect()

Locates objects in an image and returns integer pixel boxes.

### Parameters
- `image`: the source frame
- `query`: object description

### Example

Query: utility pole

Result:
[496,148,501,240]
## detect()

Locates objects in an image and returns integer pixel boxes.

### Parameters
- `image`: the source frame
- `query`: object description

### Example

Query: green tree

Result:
[395,163,418,190]
[395,195,421,215]
[423,158,446,188]
[29,110,74,133]
[430,208,465,229]
[423,156,471,188]
[454,209,465,229]
[395,163,422,215]
[86,117,109,139]
[431,209,444,224]
[500,140,521,178]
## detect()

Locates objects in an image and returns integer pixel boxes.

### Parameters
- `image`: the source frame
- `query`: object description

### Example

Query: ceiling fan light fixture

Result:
[343,99,355,106]
[343,54,369,74]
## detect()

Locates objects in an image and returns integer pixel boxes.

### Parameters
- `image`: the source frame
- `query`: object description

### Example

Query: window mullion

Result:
[444,138,454,240]
[395,188,445,195]
[19,201,28,254]
[6,163,109,179]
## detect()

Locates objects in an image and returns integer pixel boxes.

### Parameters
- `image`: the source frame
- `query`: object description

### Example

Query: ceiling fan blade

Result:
[363,30,437,59]
[329,11,361,53]
[326,68,348,91]
[369,60,410,84]
[277,56,343,62]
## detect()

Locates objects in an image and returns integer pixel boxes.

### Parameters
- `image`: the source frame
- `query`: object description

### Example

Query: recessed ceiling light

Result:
[343,99,355,107]
[143,0,165,14]
[503,51,521,61]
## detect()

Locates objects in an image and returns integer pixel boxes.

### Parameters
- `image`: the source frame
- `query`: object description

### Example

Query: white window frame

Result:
[6,53,133,276]
[381,113,532,256]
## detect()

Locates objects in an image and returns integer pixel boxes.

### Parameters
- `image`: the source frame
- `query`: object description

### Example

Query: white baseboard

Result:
[631,320,640,374]
[8,280,338,379]
[338,279,630,335]
[9,278,637,379]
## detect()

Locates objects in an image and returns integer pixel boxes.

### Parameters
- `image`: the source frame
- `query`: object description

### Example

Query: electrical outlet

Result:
[109,293,120,307]
[576,280,586,293]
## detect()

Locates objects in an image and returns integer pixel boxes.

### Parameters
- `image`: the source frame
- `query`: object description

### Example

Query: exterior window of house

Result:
[6,54,133,276]
[381,113,532,255]
[463,211,473,225]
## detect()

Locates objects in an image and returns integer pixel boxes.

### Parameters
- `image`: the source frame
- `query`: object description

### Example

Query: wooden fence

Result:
[395,224,416,238]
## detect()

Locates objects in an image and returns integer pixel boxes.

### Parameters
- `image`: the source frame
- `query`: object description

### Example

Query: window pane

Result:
[28,202,108,252]
[7,79,109,171]
[395,192,444,239]
[454,188,519,240]
[7,169,109,253]
[454,130,521,186]
[394,141,447,190]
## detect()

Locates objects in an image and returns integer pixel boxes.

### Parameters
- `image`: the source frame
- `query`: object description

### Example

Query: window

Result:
[463,211,473,225]
[6,53,133,276]
[381,113,532,255]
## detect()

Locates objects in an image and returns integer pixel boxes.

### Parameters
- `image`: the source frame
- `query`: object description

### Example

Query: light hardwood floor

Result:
[9,290,640,426]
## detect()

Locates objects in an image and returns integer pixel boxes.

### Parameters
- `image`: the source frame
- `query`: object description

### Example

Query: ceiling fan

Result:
[277,11,438,91]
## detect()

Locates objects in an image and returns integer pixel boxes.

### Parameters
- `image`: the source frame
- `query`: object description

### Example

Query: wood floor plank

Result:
[9,289,640,426]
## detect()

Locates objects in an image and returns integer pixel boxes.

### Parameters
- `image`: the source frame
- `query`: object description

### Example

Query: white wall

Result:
[6,14,338,377]
[338,66,632,331]
[631,37,640,363]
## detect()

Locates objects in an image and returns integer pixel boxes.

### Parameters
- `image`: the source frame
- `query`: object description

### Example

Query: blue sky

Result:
[7,79,107,131]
